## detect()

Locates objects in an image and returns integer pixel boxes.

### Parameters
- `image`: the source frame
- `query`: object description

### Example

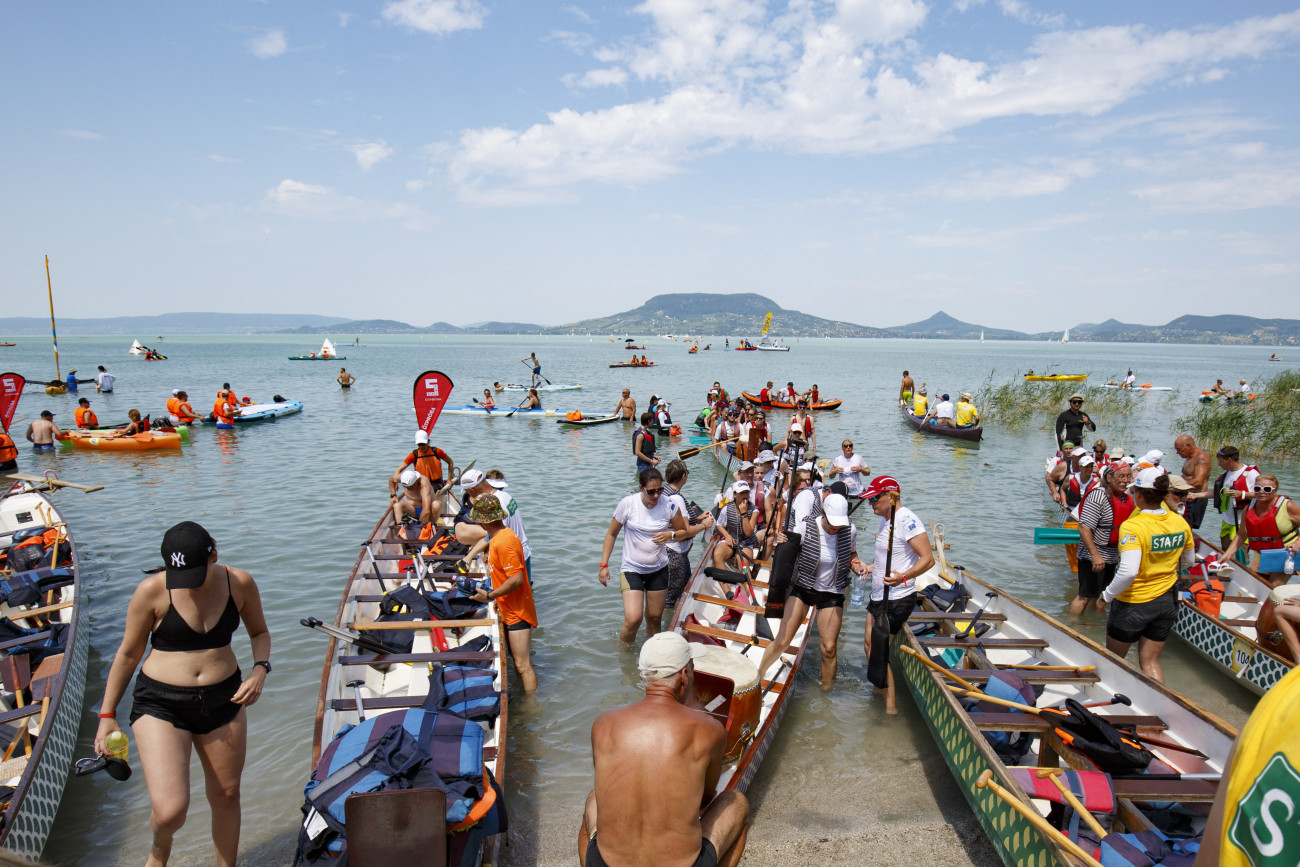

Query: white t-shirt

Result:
[492,489,531,561]
[664,486,694,555]
[789,488,818,536]
[935,400,955,420]
[811,523,858,593]
[96,371,115,391]
[832,453,868,495]
[871,506,925,601]
[656,408,671,428]
[1123,373,1135,386]
[613,492,680,574]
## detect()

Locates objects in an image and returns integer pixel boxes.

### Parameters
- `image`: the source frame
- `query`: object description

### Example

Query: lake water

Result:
[3,333,1292,865]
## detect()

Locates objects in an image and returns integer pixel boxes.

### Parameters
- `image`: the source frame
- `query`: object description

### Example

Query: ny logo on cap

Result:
[171,552,186,568]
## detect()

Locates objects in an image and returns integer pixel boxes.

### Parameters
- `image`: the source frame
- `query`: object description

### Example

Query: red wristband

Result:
[99,712,116,719]
[599,563,608,568]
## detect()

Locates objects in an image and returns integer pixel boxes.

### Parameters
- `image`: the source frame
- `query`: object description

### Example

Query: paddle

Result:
[764,442,806,620]
[472,397,493,414]
[956,591,998,638]
[679,436,738,460]
[974,771,1103,867]
[520,359,552,386]
[504,396,532,418]
[704,564,774,643]
[867,493,898,690]
[1034,526,1081,545]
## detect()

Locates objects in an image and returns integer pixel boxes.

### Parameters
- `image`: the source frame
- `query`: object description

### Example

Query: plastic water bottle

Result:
[849,574,866,608]
[105,730,129,762]
[1286,552,1296,576]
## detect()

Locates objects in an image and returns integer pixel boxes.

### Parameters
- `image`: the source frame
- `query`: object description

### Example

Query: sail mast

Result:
[45,255,60,380]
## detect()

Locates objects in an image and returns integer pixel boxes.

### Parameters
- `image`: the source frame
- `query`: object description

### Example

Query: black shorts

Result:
[1076,558,1117,599]
[129,669,243,735]
[621,565,669,593]
[1107,592,1178,643]
[505,619,533,632]
[867,594,915,635]
[586,835,716,867]
[789,585,844,610]
[665,549,692,608]
[1184,496,1207,529]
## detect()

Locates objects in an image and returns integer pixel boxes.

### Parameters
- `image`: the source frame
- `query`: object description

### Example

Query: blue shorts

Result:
[32,443,54,452]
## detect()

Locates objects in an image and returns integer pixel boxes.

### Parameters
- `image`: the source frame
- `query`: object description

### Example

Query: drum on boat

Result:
[691,645,760,761]
[1256,584,1300,663]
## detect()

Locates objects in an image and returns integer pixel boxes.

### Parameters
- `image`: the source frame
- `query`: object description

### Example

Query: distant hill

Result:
[1059,315,1300,345]
[281,319,544,335]
[0,312,349,336]
[542,293,892,337]
[887,311,1030,340]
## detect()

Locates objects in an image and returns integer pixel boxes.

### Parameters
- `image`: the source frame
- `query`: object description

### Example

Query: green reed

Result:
[1172,369,1300,460]
[975,370,1144,439]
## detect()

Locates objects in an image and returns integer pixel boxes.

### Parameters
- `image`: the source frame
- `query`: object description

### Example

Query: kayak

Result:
[1023,374,1087,382]
[1102,383,1172,391]
[609,362,655,368]
[232,400,304,423]
[443,406,569,416]
[61,431,183,450]
[288,355,345,361]
[499,383,582,392]
[65,425,190,444]
[740,392,842,411]
[556,413,623,427]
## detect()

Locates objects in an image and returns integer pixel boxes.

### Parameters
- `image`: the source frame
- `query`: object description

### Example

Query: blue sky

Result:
[4,2,1298,331]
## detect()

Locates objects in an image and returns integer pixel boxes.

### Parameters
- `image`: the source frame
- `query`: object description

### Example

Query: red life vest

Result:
[1243,496,1298,551]
[759,388,771,407]
[1066,472,1100,510]
[1102,492,1137,546]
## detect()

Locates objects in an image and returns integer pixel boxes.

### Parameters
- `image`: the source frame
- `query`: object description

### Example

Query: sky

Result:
[3,1,1299,331]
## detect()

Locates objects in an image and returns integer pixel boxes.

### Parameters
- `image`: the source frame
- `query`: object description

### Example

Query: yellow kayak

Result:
[1023,374,1087,382]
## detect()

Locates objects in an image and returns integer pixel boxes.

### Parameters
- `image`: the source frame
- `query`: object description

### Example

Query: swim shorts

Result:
[586,835,716,867]
[867,594,916,635]
[1107,592,1177,644]
[789,585,845,610]
[129,669,243,735]
[621,565,669,593]
[1076,557,1117,600]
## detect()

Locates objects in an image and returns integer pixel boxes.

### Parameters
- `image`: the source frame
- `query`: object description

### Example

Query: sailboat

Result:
[980,330,984,343]
[757,311,790,351]
[1062,328,1070,344]
[43,256,68,395]
[288,336,347,361]
[129,340,146,355]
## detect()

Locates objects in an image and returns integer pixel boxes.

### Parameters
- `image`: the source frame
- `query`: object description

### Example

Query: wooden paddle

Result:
[1034,768,1109,839]
[679,436,738,460]
[974,771,1103,867]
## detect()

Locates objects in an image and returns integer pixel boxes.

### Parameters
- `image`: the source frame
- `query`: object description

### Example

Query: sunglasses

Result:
[1170,491,1189,499]
[1070,400,1083,405]
[643,487,663,497]
[842,444,854,448]
[1253,485,1276,494]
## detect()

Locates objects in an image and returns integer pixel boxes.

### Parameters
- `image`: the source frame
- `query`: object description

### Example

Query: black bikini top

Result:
[150,566,241,652]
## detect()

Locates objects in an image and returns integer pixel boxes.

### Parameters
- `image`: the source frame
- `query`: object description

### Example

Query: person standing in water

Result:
[336,368,355,389]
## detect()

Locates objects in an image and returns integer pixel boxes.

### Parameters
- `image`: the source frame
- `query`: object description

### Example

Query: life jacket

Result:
[1039,698,1154,776]
[1066,472,1099,510]
[1216,465,1260,513]
[166,397,181,416]
[175,402,198,423]
[966,672,1039,764]
[1242,495,1298,551]
[213,398,234,425]
[5,528,66,573]
[632,427,655,462]
[809,390,820,404]
[668,424,681,436]
[74,406,98,428]
[565,410,583,421]
[1185,576,1225,618]
[0,432,16,465]
[759,388,771,407]
[409,446,444,484]
[1100,491,1137,546]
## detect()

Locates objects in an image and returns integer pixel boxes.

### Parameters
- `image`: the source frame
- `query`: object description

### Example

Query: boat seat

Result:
[340,651,498,666]
[920,637,1049,648]
[955,669,1100,684]
[345,789,447,867]
[1222,595,1260,604]
[1111,777,1217,803]
[1218,618,1257,628]
[0,704,44,727]
[915,612,1007,622]
[0,631,53,654]
[970,712,1168,733]
[691,593,766,615]
[681,623,770,648]
[359,572,485,582]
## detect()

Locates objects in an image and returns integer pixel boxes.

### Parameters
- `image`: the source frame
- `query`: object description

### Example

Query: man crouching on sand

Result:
[579,632,749,867]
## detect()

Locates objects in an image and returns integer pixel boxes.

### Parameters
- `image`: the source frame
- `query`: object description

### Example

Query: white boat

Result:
[980,330,984,343]
[319,338,339,358]
[498,383,582,392]
[1062,328,1070,344]
[129,340,145,355]
[232,399,304,423]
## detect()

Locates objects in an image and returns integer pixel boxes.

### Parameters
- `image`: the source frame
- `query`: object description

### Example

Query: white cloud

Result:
[206,154,241,164]
[567,67,629,88]
[928,159,1097,201]
[439,8,1300,201]
[348,140,395,171]
[59,129,103,141]
[262,179,431,228]
[337,12,353,27]
[956,0,1064,28]
[382,0,485,35]
[565,6,594,25]
[1134,167,1300,213]
[908,212,1096,247]
[246,29,288,59]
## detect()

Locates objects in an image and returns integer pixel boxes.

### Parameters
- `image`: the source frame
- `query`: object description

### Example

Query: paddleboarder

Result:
[522,352,543,387]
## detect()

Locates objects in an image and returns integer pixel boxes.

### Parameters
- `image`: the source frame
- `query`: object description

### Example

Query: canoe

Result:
[232,400,304,423]
[1023,374,1087,382]
[608,362,655,368]
[740,392,842,411]
[61,431,183,451]
[555,413,623,427]
[442,406,568,417]
[896,523,1236,867]
[666,536,811,794]
[756,345,789,352]
[1170,533,1294,696]
[305,486,507,863]
[1102,383,1173,391]
[0,478,89,859]
[498,383,582,392]
[898,405,983,442]
[288,355,346,361]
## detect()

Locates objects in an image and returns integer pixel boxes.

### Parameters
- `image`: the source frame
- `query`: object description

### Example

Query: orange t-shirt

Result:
[487,528,537,628]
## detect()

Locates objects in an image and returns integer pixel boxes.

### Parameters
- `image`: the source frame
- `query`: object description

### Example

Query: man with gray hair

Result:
[580,633,750,867]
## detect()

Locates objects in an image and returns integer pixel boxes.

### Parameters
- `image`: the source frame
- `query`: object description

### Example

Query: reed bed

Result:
[975,370,1146,443]
[1173,369,1300,461]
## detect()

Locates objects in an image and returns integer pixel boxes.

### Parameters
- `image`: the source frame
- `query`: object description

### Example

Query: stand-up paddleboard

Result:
[556,413,622,427]
[232,399,304,423]
[499,383,582,392]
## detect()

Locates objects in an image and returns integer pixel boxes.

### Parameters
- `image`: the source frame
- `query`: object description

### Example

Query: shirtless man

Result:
[612,389,637,421]
[899,370,915,405]
[522,352,543,387]
[25,411,61,450]
[337,368,355,388]
[1175,434,1211,530]
[391,468,436,525]
[1209,379,1230,397]
[580,632,749,867]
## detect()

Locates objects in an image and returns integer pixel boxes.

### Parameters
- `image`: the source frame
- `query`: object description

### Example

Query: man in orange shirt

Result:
[467,495,538,692]
[74,398,99,429]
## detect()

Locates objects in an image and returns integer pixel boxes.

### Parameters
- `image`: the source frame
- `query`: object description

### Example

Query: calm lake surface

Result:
[3,334,1291,865]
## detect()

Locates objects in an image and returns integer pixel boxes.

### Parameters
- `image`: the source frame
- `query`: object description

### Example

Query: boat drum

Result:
[691,645,760,762]
[1175,600,1292,693]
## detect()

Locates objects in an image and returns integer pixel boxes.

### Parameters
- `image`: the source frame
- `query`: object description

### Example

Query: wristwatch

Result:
[253,660,272,675]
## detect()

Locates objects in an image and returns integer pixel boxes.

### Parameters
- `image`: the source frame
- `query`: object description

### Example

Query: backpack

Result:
[910,582,973,637]
[1040,698,1154,776]
[1185,577,1224,619]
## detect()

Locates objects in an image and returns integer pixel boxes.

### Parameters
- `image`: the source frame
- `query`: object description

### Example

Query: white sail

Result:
[320,338,337,357]
[129,340,145,355]
[980,330,984,343]
[1062,328,1070,344]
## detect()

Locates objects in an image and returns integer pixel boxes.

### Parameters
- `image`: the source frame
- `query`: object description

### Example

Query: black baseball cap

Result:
[161,521,215,589]
[40,410,54,418]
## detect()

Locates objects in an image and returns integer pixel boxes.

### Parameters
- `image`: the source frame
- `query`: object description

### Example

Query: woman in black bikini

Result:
[94,522,270,867]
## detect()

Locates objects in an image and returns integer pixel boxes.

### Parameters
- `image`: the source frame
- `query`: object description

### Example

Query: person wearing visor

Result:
[94,522,270,867]
[1055,392,1095,449]
[581,632,749,867]
[757,492,863,689]
[1101,468,1194,683]
[1222,474,1300,582]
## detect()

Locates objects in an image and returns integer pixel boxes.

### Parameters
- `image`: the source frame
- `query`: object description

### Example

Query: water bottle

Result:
[1286,552,1296,576]
[105,730,129,762]
[849,574,866,608]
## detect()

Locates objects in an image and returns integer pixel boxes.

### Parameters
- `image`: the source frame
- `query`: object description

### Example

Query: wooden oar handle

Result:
[1035,769,1109,839]
[898,644,982,693]
[974,771,1103,867]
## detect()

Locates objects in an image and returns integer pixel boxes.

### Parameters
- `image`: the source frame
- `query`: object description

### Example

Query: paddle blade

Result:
[412,370,454,433]
[0,372,24,432]
[867,624,890,688]
[704,567,746,585]
[1034,527,1081,545]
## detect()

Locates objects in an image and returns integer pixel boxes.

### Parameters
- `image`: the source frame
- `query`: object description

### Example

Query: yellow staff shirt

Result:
[1115,509,1193,603]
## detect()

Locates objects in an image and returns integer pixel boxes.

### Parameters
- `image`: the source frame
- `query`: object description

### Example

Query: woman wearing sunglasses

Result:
[1222,474,1300,582]
[599,468,691,645]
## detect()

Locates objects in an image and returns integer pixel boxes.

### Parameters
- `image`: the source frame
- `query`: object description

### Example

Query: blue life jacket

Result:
[1098,828,1199,866]
[633,426,656,466]
[430,665,500,721]
[965,671,1039,764]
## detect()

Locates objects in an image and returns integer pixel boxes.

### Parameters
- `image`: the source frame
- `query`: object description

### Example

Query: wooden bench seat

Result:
[682,623,769,648]
[340,651,498,666]
[920,637,1049,648]
[955,669,1100,684]
[914,612,1007,622]
[969,712,1168,733]
[692,593,766,615]
[1112,777,1217,803]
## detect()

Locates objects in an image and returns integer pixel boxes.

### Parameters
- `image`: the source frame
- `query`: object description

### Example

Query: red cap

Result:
[863,475,901,500]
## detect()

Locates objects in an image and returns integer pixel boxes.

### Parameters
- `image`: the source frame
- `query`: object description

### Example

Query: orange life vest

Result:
[175,402,198,423]
[0,432,16,465]
[213,398,235,425]
[74,407,98,429]
[166,397,181,415]
[408,446,444,484]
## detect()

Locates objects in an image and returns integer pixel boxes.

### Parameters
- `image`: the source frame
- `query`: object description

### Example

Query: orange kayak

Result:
[62,431,183,451]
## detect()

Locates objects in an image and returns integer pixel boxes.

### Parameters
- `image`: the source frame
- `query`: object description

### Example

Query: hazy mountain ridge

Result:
[0,312,349,335]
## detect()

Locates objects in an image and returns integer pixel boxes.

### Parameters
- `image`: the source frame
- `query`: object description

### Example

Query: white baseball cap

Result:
[400,468,421,487]
[822,493,850,527]
[460,469,486,488]
[738,461,754,471]
[415,430,429,444]
[1070,447,1086,457]
[757,450,777,463]
[1079,455,1095,467]
[731,481,751,495]
[1132,467,1165,490]
[638,633,707,682]
[1139,449,1164,465]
